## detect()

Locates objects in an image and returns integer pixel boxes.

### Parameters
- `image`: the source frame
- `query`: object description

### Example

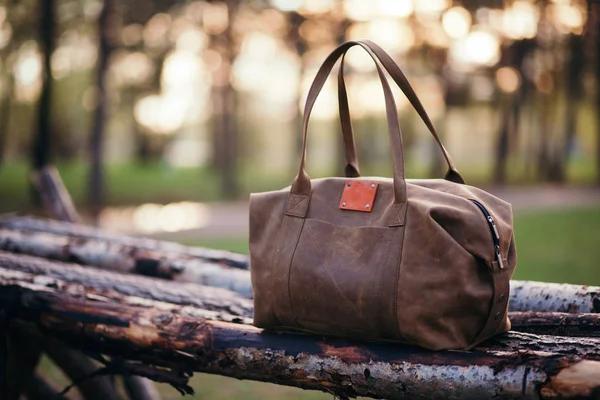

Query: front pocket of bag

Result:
[288,219,394,334]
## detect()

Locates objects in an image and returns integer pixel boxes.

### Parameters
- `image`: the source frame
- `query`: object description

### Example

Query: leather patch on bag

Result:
[339,180,379,212]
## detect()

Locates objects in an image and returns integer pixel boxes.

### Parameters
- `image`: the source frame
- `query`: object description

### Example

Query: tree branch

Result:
[30,166,80,224]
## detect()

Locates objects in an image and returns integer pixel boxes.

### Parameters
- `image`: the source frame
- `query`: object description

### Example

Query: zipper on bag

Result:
[469,199,505,270]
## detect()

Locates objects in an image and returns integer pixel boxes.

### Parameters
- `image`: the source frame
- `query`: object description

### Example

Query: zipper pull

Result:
[495,245,505,269]
[487,216,500,241]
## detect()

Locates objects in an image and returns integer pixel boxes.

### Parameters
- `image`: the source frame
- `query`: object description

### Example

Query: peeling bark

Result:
[0,228,252,297]
[509,311,600,337]
[510,281,600,314]
[0,215,248,270]
[3,278,600,399]
[0,251,253,321]
[2,219,600,313]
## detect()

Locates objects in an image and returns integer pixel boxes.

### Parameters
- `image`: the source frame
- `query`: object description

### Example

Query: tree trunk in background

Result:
[0,74,13,167]
[592,0,600,186]
[561,34,584,179]
[210,1,239,200]
[89,0,115,224]
[494,102,511,184]
[32,0,55,170]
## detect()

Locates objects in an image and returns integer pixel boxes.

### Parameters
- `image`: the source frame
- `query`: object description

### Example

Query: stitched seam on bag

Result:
[306,223,367,322]
[393,202,408,336]
[286,194,309,217]
[388,203,406,226]
[286,216,306,322]
[270,214,289,320]
[468,267,507,349]
[340,233,386,271]
[287,194,300,209]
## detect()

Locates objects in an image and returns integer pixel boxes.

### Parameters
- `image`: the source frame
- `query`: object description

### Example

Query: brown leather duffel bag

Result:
[249,40,516,350]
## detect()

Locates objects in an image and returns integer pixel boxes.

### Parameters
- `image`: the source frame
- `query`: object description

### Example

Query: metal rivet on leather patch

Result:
[494,312,500,320]
[347,182,351,187]
[365,204,370,209]
[370,183,375,189]
[342,202,346,207]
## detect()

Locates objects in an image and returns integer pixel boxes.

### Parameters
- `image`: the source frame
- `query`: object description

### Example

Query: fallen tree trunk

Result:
[3,250,600,339]
[0,251,252,323]
[510,280,600,313]
[2,220,600,315]
[509,311,600,337]
[0,215,248,269]
[25,166,156,400]
[2,266,600,400]
[0,228,252,297]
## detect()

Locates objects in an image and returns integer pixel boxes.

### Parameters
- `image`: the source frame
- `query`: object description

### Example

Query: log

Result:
[2,220,600,314]
[3,268,600,399]
[0,215,248,269]
[29,166,160,400]
[4,249,600,339]
[509,311,600,337]
[510,280,600,313]
[0,228,252,297]
[0,251,253,322]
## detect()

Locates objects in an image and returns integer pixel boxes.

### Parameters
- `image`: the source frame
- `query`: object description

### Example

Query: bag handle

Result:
[290,41,408,206]
[336,40,465,184]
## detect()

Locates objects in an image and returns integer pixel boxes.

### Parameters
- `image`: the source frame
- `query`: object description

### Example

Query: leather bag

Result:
[249,40,517,350]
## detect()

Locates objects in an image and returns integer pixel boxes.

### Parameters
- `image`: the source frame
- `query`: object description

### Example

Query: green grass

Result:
[0,161,222,213]
[512,206,600,286]
[1,158,597,214]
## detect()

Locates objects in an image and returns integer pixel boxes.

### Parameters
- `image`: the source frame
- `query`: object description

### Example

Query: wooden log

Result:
[509,311,600,337]
[0,228,252,297]
[0,251,253,322]
[510,280,600,313]
[3,221,600,313]
[0,215,248,269]
[4,249,600,339]
[3,274,600,400]
[28,167,157,400]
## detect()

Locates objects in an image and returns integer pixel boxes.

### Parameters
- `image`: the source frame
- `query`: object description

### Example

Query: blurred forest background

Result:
[1,0,600,397]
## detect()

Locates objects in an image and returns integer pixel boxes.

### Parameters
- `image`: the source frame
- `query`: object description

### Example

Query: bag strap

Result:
[338,51,360,178]
[290,41,408,209]
[336,40,465,184]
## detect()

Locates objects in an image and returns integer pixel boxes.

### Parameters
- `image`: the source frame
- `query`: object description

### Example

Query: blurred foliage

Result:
[1,0,599,203]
